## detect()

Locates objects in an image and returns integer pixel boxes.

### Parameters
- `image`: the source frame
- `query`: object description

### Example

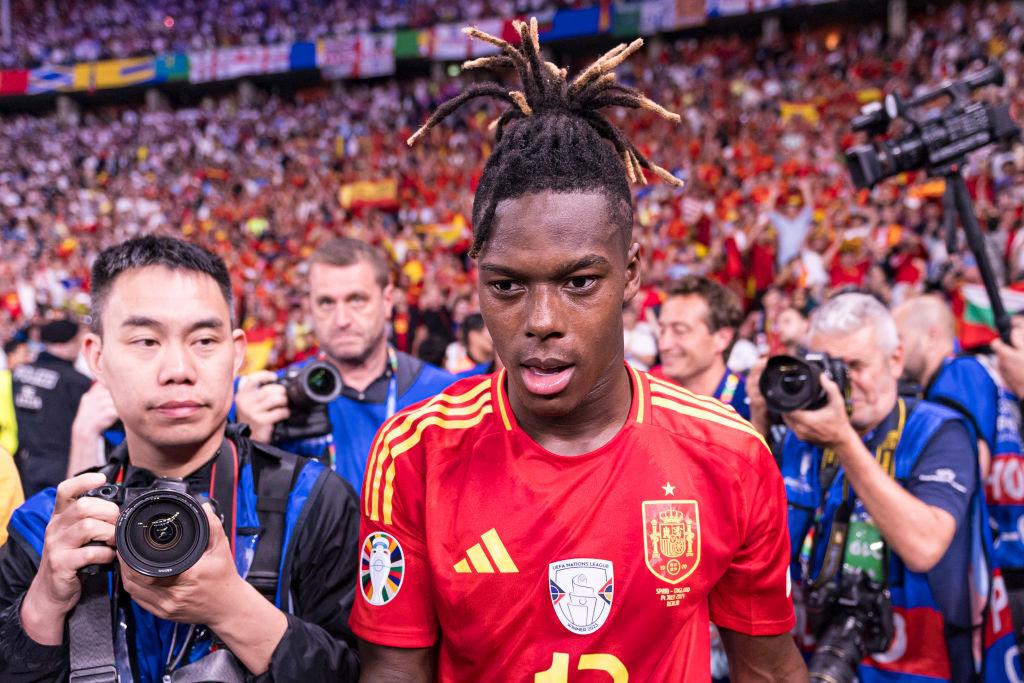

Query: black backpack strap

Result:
[246,446,305,607]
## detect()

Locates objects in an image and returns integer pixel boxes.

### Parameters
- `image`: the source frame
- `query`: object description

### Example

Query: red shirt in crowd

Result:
[350,367,795,681]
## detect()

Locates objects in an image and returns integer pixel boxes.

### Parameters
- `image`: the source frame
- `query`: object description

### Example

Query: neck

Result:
[122,424,225,479]
[331,340,389,393]
[511,360,633,456]
[676,359,726,398]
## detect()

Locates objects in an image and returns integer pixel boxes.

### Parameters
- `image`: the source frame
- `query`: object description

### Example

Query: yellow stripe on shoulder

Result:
[375,405,495,525]
[650,395,769,451]
[647,376,743,420]
[363,378,491,514]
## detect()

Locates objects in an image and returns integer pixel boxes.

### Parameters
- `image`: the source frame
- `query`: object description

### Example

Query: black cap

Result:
[39,319,80,344]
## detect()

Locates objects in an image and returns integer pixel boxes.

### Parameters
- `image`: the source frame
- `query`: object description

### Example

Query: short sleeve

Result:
[709,441,796,636]
[349,416,438,648]
[907,420,976,529]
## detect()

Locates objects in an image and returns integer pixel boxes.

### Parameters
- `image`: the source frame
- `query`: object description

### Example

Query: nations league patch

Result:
[360,532,405,606]
[549,558,614,634]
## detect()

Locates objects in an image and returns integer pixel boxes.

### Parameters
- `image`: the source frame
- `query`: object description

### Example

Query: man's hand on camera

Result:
[745,357,770,436]
[782,374,858,450]
[120,503,288,674]
[20,472,118,646]
[234,370,290,443]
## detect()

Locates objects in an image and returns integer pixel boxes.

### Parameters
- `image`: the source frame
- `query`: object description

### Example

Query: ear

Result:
[888,342,905,380]
[623,242,642,305]
[712,327,735,357]
[82,332,105,383]
[231,328,248,377]
[383,283,395,319]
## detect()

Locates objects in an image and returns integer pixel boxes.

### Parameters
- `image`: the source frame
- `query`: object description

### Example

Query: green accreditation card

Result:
[843,518,885,581]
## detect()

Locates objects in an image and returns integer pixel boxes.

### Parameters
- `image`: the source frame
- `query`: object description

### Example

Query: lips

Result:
[519,358,575,397]
[153,401,205,419]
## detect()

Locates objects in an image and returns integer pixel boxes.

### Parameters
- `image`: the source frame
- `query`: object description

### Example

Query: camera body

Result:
[82,478,209,577]
[760,352,851,413]
[806,568,895,683]
[271,360,342,442]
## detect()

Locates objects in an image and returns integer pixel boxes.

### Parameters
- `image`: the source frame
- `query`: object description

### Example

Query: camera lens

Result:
[145,513,182,550]
[116,490,208,577]
[306,366,337,397]
[780,371,809,396]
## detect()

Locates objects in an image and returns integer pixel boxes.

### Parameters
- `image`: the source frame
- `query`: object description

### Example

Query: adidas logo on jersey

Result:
[453,528,519,573]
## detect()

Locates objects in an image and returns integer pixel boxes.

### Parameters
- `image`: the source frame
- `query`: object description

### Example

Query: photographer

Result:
[893,295,1001,470]
[0,236,360,681]
[750,293,1008,682]
[233,237,453,491]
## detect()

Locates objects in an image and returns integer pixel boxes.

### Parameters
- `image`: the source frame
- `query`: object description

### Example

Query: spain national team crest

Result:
[642,500,701,584]
[548,558,614,635]
[360,532,405,606]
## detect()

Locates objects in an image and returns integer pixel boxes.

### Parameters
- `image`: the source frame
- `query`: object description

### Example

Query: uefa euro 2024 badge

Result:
[360,532,405,606]
[548,558,614,634]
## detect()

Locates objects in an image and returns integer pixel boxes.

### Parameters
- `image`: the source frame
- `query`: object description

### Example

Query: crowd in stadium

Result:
[2,0,580,68]
[6,0,1024,680]
[4,0,1024,372]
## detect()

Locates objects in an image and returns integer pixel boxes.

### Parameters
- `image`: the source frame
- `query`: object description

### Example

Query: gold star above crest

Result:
[662,482,676,496]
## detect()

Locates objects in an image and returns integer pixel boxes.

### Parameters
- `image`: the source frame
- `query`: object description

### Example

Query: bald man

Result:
[893,295,997,475]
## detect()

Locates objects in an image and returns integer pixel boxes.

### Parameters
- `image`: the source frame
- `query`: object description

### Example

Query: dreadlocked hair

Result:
[407,17,684,257]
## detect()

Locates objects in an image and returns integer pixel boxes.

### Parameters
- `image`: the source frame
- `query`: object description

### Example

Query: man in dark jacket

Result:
[0,236,360,681]
[13,319,92,496]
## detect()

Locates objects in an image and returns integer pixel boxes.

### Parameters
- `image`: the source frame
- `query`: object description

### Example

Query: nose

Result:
[157,341,198,385]
[524,286,564,341]
[332,303,353,331]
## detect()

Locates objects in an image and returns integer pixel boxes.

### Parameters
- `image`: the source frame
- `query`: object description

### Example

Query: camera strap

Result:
[68,571,118,683]
[807,399,906,590]
[209,439,239,557]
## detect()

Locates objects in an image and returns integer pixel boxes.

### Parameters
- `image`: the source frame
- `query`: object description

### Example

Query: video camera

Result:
[81,479,209,577]
[845,64,1018,189]
[759,352,851,413]
[271,360,342,442]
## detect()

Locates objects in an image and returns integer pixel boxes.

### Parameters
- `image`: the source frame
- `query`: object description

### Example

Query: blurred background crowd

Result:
[3,0,1024,376]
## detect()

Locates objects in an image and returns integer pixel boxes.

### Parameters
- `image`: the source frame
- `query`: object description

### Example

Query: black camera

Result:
[82,478,209,577]
[760,352,850,413]
[806,568,895,683]
[272,360,342,442]
[845,64,1019,189]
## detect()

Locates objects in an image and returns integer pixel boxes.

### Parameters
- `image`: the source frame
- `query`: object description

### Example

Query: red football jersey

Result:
[351,366,795,681]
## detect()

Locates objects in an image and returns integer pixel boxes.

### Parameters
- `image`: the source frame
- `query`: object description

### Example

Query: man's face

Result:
[807,326,903,432]
[477,190,639,419]
[84,266,245,453]
[308,260,393,367]
[776,308,808,348]
[657,294,730,384]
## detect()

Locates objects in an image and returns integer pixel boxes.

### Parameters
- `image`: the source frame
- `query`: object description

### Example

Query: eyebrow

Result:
[479,254,611,280]
[121,316,225,334]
